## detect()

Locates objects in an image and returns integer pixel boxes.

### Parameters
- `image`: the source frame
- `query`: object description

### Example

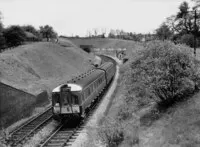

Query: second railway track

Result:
[7,107,53,146]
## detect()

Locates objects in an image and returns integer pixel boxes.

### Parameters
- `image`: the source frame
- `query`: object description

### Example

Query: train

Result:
[51,61,115,119]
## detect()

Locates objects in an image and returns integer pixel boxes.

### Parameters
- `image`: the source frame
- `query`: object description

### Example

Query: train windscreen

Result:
[52,93,60,105]
[60,85,79,105]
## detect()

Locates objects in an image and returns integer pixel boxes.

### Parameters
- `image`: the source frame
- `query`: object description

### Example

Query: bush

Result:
[0,32,6,50]
[117,104,133,121]
[98,117,124,147]
[3,25,26,47]
[179,34,194,47]
[125,40,200,105]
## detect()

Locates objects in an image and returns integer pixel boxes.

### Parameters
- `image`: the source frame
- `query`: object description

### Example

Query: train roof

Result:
[52,83,82,92]
[52,62,114,93]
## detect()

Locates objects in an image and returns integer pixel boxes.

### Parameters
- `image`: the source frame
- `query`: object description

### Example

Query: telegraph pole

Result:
[194,9,197,56]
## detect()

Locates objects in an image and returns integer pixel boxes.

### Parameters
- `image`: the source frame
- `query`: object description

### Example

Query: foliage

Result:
[179,34,195,47]
[117,104,133,121]
[22,25,42,41]
[125,41,200,105]
[3,25,26,47]
[158,1,200,50]
[39,25,57,41]
[0,11,6,50]
[155,23,173,40]
[98,117,124,147]
[192,0,200,9]
[0,32,6,50]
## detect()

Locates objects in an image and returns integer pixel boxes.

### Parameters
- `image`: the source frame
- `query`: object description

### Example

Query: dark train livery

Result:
[52,62,115,119]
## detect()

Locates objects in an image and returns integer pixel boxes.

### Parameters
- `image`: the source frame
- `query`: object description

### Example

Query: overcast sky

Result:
[0,0,193,36]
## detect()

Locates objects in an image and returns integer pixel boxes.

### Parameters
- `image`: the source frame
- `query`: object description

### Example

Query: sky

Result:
[0,0,194,36]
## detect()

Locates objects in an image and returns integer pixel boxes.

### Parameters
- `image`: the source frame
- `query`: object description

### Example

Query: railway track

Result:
[40,89,107,147]
[8,107,53,146]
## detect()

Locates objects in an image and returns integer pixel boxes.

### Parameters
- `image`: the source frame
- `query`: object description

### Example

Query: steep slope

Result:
[0,41,94,95]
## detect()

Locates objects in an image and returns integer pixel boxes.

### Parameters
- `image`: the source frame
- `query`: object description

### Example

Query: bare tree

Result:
[192,0,200,9]
[101,28,107,37]
[93,28,99,37]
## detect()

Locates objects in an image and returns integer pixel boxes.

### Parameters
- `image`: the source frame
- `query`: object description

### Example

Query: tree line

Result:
[0,12,57,52]
[103,0,200,50]
[155,0,200,54]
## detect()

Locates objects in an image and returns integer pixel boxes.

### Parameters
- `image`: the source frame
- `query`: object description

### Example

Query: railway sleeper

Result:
[49,139,67,142]
[52,136,70,139]
[46,142,65,146]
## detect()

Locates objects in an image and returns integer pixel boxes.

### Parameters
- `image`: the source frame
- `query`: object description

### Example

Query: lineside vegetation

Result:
[126,40,200,106]
[97,40,200,147]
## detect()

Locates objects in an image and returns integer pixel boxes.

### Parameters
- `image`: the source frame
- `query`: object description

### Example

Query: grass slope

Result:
[0,41,94,95]
[0,40,95,130]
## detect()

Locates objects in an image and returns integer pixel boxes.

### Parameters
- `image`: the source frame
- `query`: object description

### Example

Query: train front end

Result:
[52,84,82,119]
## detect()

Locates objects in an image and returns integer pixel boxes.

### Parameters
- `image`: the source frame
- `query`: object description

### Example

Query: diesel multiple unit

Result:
[52,62,115,119]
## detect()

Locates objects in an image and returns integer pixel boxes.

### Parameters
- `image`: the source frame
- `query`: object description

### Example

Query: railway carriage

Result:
[52,62,115,119]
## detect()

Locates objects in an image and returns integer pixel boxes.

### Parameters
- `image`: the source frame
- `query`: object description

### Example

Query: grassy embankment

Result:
[0,39,96,131]
[90,41,200,147]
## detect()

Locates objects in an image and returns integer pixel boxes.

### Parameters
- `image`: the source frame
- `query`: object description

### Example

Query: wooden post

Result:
[194,10,197,56]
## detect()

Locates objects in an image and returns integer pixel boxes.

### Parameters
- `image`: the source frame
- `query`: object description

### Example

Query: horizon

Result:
[0,0,193,36]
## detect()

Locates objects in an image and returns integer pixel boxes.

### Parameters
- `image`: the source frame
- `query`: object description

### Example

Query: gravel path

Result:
[71,57,121,147]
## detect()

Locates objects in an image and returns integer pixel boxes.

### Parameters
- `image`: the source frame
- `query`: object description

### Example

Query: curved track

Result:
[8,107,53,146]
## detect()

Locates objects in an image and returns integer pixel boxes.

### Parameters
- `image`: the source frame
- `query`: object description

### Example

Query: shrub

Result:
[179,34,194,47]
[3,25,26,47]
[98,117,124,147]
[0,32,6,50]
[125,40,200,105]
[117,104,133,121]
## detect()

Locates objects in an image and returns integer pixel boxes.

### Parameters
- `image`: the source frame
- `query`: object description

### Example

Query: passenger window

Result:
[96,81,98,88]
[91,85,93,92]
[88,88,91,96]
[84,91,87,99]
[73,95,79,104]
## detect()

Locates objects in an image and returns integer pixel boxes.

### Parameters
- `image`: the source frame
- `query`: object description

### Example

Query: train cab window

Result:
[52,93,60,104]
[73,95,79,104]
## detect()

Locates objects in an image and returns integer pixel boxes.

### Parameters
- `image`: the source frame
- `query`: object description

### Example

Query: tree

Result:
[192,0,200,9]
[39,25,57,41]
[93,28,98,37]
[22,25,41,40]
[155,23,173,40]
[0,12,6,50]
[127,41,200,105]
[0,11,3,32]
[179,34,195,47]
[3,25,26,47]
[108,29,116,38]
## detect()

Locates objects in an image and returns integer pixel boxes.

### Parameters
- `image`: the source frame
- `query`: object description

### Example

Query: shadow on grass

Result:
[140,89,199,127]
